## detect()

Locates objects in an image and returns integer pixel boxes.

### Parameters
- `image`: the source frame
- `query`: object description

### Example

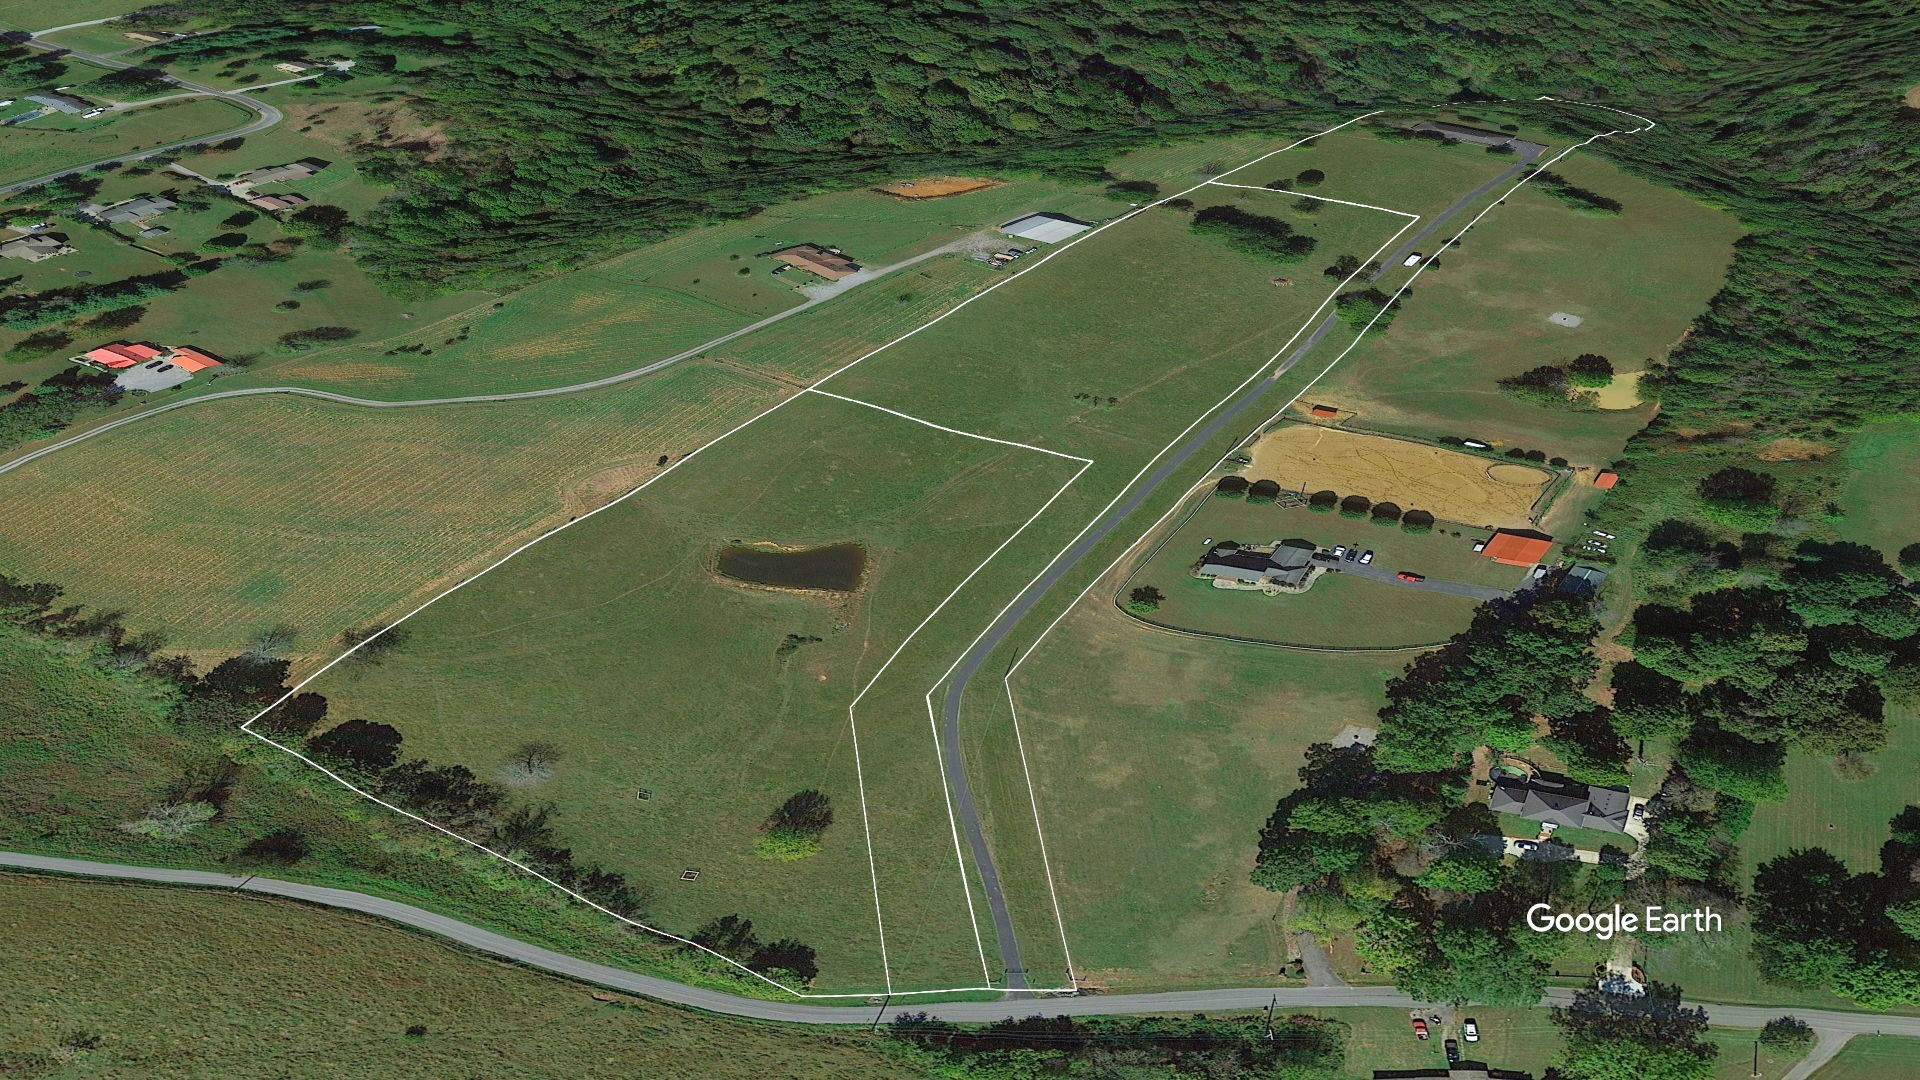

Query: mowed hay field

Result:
[1306,152,1745,463]
[0,362,783,663]
[303,392,1081,993]
[1000,596,1409,987]
[1245,422,1554,527]
[0,875,914,1080]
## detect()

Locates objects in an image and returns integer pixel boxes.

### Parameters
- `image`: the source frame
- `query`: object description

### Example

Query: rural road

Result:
[0,234,995,479]
[5,850,1917,1050]
[1370,139,1545,272]
[0,18,313,195]
[935,153,1552,992]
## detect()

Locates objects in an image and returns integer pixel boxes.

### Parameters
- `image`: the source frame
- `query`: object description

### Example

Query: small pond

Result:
[717,543,866,592]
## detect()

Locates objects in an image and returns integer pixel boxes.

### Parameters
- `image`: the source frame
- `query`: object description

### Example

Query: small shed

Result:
[1593,470,1619,489]
[1309,404,1338,419]
[1000,212,1093,244]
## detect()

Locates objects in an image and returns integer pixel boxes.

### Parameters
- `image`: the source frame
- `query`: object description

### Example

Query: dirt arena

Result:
[874,176,999,199]
[1244,423,1552,527]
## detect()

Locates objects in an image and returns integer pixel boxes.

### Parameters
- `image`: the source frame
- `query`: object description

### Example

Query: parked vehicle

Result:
[1513,839,1538,852]
[1359,550,1375,565]
[81,108,105,118]
[1344,547,1360,562]
[1411,1018,1430,1040]
[1532,565,1550,579]
[1463,1019,1480,1042]
[1445,1038,1461,1063]
[1396,571,1424,582]
[1331,545,1347,559]
[1471,539,1487,552]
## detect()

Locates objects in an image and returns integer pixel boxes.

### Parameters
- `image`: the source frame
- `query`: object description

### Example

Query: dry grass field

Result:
[1245,422,1552,526]
[0,363,783,664]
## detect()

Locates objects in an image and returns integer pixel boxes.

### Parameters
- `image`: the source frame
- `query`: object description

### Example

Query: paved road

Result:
[935,156,1555,992]
[6,850,1919,1045]
[0,236,989,478]
[1371,140,1544,274]
[0,19,305,194]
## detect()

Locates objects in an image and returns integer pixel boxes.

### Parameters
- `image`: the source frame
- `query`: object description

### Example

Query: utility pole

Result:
[1264,995,1277,1041]
[871,995,890,1033]
[1751,1036,1759,1078]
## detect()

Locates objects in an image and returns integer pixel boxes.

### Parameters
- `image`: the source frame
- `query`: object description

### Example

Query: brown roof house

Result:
[769,244,860,281]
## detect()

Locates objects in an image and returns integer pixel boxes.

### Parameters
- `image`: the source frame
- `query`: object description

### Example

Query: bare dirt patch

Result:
[1245,422,1552,527]
[1755,437,1836,462]
[288,100,448,160]
[874,176,999,199]
[1906,85,1920,109]
[1591,369,1644,409]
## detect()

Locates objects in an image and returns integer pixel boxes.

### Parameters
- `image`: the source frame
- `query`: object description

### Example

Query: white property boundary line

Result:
[993,96,1656,990]
[222,96,1649,1000]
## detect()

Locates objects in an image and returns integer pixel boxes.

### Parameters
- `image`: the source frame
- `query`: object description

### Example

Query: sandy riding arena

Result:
[1245,423,1552,528]
[874,176,1000,199]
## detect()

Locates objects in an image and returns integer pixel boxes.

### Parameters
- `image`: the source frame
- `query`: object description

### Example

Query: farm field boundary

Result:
[225,105,1416,1001]
[991,97,1656,990]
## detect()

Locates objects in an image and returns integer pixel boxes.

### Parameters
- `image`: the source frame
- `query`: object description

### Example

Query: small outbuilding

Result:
[1000,212,1093,244]
[1593,469,1619,489]
[1479,529,1554,567]
[1558,564,1610,597]
[1309,404,1338,419]
[240,160,322,185]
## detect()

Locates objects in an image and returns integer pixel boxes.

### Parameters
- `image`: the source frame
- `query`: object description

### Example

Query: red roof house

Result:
[1481,529,1555,567]
[1593,470,1619,489]
[81,342,163,369]
[1310,404,1338,418]
[166,347,223,372]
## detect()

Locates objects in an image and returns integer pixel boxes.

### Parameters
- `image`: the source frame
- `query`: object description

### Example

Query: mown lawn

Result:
[1809,1035,1920,1080]
[0,96,251,183]
[0,873,912,1079]
[1003,597,1411,988]
[1743,703,1920,873]
[1835,420,1920,557]
[1305,151,1745,465]
[0,0,147,29]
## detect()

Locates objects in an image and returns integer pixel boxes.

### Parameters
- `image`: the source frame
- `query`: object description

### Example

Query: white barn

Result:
[1000,212,1093,244]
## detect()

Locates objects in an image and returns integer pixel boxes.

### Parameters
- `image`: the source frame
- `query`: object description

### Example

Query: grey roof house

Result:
[80,196,179,224]
[1490,772,1629,832]
[1196,538,1318,587]
[1558,564,1610,597]
[0,234,74,261]
[27,92,90,114]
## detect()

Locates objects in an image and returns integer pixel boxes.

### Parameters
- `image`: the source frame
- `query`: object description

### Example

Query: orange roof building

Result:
[1594,470,1619,489]
[769,243,860,281]
[1310,404,1338,418]
[81,342,163,369]
[1481,529,1555,567]
[166,347,223,372]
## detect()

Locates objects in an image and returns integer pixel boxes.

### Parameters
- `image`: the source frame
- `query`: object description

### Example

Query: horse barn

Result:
[767,243,860,281]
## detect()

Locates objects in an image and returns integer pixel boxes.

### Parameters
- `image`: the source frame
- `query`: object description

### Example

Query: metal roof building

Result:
[1000,212,1093,244]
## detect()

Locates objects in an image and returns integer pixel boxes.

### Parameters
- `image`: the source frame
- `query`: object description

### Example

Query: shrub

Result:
[1307,489,1338,513]
[1370,502,1403,525]
[757,790,832,860]
[1295,168,1325,187]
[1103,179,1159,202]
[1339,494,1371,519]
[1759,1017,1816,1052]
[1896,543,1920,573]
[1402,510,1436,534]
[1214,475,1249,498]
[1568,353,1614,387]
[1190,205,1317,263]
[1126,585,1164,614]
[1247,478,1282,504]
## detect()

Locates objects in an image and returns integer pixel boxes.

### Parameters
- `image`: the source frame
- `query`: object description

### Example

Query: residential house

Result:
[246,192,310,212]
[1489,771,1630,833]
[240,160,322,185]
[75,342,222,391]
[1000,212,1093,244]
[1478,529,1554,567]
[78,196,178,225]
[1195,538,1318,588]
[768,243,860,281]
[26,93,90,114]
[1557,564,1610,597]
[0,234,74,262]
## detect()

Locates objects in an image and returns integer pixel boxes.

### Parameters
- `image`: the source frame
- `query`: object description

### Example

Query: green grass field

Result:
[1219,125,1527,219]
[0,96,251,183]
[300,392,1082,993]
[1743,703,1920,872]
[0,362,785,663]
[259,181,1109,399]
[1811,1036,1920,1080]
[0,0,148,29]
[1836,421,1920,557]
[1003,597,1410,987]
[1305,152,1745,464]
[1123,495,1525,649]
[0,874,913,1078]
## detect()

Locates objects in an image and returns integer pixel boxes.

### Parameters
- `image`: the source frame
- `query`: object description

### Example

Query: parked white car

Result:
[1463,1018,1480,1042]
[1330,545,1347,559]
[1359,550,1375,565]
